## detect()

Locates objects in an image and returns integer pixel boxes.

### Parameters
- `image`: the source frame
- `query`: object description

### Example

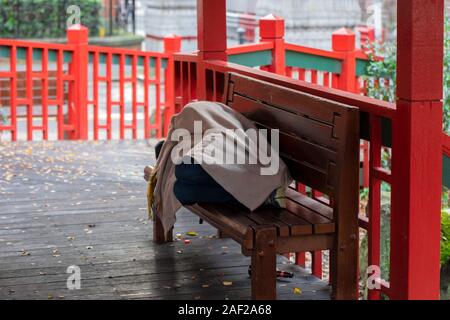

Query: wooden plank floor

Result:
[0,140,331,300]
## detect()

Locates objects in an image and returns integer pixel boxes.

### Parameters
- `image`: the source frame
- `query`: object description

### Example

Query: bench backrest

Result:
[223,72,360,200]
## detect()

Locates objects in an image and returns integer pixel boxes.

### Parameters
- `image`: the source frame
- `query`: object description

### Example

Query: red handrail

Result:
[227,41,274,55]
[285,42,345,60]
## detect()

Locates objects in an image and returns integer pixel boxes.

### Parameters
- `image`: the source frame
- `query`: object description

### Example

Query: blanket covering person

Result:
[147,101,292,240]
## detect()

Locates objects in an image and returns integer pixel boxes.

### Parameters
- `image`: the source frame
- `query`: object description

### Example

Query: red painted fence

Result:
[0,24,179,141]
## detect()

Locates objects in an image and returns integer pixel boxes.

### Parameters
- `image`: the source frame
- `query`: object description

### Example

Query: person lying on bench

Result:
[146,101,292,241]
[146,142,286,208]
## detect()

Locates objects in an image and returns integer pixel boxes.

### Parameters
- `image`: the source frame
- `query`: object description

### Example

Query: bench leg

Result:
[330,236,358,300]
[251,227,277,300]
[217,230,230,238]
[153,214,173,243]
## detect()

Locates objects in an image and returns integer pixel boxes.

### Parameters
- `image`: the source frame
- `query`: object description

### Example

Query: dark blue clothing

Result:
[155,141,243,206]
[174,162,242,206]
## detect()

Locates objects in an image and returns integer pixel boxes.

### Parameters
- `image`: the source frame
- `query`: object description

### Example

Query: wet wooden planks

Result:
[0,140,330,300]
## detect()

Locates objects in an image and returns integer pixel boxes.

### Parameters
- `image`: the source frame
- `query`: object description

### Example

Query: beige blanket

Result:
[150,101,292,240]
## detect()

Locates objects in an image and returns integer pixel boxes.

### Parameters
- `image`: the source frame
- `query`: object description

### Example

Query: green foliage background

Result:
[0,0,101,38]
[365,16,450,133]
[442,212,450,265]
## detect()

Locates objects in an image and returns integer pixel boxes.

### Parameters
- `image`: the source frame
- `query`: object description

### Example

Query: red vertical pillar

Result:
[9,46,17,141]
[332,28,357,93]
[390,0,444,300]
[259,14,285,76]
[163,34,181,136]
[367,116,382,300]
[67,24,89,140]
[362,142,370,188]
[196,0,227,100]
[331,28,358,286]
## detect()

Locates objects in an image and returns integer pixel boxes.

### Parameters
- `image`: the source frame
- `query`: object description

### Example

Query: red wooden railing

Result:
[0,24,178,141]
[87,45,167,139]
[0,39,75,141]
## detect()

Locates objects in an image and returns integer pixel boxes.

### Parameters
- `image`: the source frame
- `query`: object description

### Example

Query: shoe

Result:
[264,187,286,209]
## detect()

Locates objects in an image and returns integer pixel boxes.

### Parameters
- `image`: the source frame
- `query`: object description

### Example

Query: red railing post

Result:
[390,0,443,299]
[332,28,357,93]
[332,27,370,190]
[331,27,365,287]
[163,34,181,136]
[67,24,89,140]
[259,14,285,76]
[362,142,370,188]
[196,0,227,101]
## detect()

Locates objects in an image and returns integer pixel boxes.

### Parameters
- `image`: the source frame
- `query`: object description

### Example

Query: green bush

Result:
[365,42,397,103]
[442,211,450,266]
[444,16,450,133]
[441,211,450,299]
[0,0,101,38]
[364,16,450,131]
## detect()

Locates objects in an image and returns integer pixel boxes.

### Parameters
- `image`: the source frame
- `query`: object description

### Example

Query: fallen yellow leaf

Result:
[293,287,302,295]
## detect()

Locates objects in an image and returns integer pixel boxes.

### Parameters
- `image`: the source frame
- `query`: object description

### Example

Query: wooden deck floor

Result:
[0,140,330,300]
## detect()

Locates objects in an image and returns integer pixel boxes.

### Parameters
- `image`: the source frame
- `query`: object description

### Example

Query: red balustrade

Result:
[0,25,175,141]
[0,39,76,141]
[87,45,167,140]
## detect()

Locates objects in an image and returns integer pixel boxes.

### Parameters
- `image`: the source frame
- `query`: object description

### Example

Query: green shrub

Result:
[364,16,450,131]
[444,16,450,133]
[365,42,397,103]
[442,211,450,266]
[441,211,450,300]
[0,0,101,38]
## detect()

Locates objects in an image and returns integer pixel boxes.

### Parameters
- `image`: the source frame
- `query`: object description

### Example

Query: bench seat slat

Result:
[245,209,291,237]
[188,195,333,239]
[187,203,255,249]
[285,188,333,220]
[257,207,313,236]
[284,197,335,234]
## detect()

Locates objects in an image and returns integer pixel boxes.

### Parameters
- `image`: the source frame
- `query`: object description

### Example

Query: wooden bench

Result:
[153,72,360,300]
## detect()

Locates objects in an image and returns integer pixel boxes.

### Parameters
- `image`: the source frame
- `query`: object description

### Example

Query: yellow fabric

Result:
[147,167,158,220]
